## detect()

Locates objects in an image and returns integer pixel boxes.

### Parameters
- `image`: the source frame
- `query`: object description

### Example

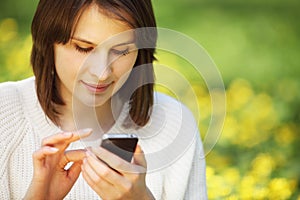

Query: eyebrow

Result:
[71,37,135,47]
[112,40,136,48]
[71,37,96,45]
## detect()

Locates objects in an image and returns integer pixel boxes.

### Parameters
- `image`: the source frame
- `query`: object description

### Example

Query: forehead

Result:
[73,4,134,45]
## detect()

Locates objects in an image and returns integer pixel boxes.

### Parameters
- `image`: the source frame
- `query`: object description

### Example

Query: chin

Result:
[79,95,110,107]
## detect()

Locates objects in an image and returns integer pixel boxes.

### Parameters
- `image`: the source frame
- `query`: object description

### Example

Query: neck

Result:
[57,97,123,133]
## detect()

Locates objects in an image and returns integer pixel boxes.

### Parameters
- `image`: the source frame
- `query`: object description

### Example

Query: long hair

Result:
[31,0,157,127]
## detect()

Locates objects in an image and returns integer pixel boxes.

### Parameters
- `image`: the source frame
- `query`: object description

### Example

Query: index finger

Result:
[91,147,146,174]
[42,128,93,147]
[133,145,147,168]
[69,128,93,143]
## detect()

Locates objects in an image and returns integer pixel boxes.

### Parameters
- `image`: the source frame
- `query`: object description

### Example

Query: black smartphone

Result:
[100,133,138,162]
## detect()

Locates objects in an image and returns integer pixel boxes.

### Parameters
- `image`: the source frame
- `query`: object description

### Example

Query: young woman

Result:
[0,0,207,199]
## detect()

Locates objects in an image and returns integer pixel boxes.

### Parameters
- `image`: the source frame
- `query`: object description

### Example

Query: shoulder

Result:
[0,80,22,116]
[0,80,19,99]
[143,92,199,160]
[152,92,197,129]
[0,77,35,111]
[139,93,201,190]
[0,77,35,136]
[0,77,35,95]
[0,78,36,179]
[0,77,36,133]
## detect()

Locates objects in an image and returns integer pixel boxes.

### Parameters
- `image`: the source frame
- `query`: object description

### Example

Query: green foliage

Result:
[1,0,299,199]
[152,1,300,199]
[0,18,32,82]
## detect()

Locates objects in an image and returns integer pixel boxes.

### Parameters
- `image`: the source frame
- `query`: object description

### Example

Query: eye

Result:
[111,48,130,56]
[75,45,94,54]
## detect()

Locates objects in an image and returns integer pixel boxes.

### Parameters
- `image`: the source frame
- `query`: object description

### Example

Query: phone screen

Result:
[100,135,138,162]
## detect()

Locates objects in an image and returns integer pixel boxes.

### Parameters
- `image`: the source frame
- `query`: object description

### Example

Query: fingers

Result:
[42,128,93,145]
[34,128,92,172]
[82,163,118,198]
[84,151,126,185]
[91,147,133,173]
[32,146,59,168]
[65,149,86,162]
[58,149,87,168]
[91,147,146,174]
[31,146,60,181]
[82,149,149,199]
[72,128,93,140]
[82,151,132,197]
[41,131,73,146]
[41,128,93,151]
[67,162,82,183]
[133,145,147,168]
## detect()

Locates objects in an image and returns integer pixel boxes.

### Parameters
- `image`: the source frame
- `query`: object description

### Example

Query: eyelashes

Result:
[74,44,130,56]
[75,45,94,54]
[110,48,130,56]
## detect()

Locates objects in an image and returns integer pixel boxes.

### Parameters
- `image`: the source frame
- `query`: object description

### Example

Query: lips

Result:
[81,80,112,93]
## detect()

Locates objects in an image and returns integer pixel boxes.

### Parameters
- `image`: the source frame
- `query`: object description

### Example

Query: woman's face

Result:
[54,4,138,106]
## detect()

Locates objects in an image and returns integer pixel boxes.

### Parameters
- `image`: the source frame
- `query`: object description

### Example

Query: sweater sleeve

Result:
[0,81,28,199]
[162,132,208,200]
[158,96,207,200]
[183,135,207,200]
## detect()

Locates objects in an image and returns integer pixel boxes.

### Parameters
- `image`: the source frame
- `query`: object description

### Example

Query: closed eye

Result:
[110,48,130,56]
[75,45,94,54]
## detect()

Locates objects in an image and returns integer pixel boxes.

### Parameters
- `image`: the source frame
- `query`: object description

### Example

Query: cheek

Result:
[55,47,85,82]
[110,52,137,95]
[112,52,137,79]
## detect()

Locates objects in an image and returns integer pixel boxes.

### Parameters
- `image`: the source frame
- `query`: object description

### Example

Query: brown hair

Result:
[31,0,157,127]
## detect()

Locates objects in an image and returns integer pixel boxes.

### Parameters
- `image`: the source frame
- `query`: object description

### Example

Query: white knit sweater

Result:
[0,77,207,200]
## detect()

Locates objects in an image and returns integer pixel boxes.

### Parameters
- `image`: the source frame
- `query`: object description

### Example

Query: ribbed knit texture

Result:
[0,77,207,200]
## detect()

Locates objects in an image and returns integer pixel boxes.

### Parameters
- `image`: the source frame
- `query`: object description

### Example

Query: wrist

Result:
[23,180,47,200]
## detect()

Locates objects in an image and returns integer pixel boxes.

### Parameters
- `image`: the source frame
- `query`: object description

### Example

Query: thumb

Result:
[67,162,82,183]
[60,149,86,167]
[65,149,86,162]
[133,145,147,168]
[65,149,86,182]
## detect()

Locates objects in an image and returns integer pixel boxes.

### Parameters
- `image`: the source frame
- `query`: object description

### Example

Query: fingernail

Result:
[63,132,73,137]
[81,128,93,133]
[86,150,93,157]
[77,128,93,136]
[48,147,59,152]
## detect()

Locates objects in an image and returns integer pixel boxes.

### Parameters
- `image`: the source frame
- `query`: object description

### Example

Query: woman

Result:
[0,0,207,199]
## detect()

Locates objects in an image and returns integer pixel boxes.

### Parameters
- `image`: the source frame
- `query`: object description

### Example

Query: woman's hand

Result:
[24,129,92,200]
[82,145,155,200]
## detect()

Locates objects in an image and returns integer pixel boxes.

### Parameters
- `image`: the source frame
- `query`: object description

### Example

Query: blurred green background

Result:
[0,0,299,199]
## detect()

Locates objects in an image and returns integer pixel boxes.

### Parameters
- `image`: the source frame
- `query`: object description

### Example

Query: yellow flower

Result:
[206,166,215,178]
[275,124,297,145]
[239,175,256,199]
[251,153,275,179]
[225,195,239,200]
[227,79,254,111]
[0,18,18,43]
[268,178,293,200]
[223,167,240,185]
[6,35,32,79]
[219,115,239,144]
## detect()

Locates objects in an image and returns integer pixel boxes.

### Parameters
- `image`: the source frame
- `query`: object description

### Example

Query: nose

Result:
[88,50,112,80]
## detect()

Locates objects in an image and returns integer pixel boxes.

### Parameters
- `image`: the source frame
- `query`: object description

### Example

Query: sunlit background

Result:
[1,0,299,199]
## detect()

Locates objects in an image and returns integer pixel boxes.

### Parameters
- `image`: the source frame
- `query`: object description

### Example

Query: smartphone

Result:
[100,133,138,162]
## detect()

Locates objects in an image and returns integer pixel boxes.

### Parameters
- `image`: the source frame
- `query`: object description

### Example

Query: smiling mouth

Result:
[81,80,113,93]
